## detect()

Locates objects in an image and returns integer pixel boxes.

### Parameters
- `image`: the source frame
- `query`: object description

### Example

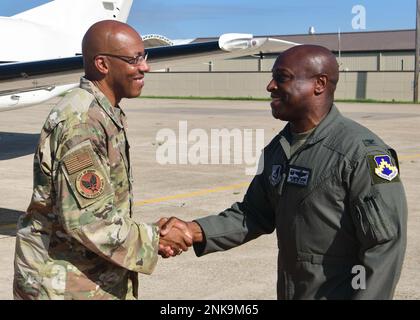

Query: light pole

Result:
[338,28,342,70]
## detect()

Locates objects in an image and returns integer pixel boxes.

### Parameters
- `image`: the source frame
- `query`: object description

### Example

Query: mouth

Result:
[270,94,282,104]
[270,94,284,111]
[133,76,144,87]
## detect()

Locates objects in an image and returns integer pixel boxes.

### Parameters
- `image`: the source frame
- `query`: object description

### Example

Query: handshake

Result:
[156,217,203,258]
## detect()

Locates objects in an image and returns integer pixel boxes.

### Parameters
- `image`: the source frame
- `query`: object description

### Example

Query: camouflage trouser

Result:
[13,220,139,300]
[13,266,139,300]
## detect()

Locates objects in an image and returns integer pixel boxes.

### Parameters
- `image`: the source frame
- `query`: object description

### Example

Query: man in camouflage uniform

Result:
[13,20,188,300]
[161,45,407,299]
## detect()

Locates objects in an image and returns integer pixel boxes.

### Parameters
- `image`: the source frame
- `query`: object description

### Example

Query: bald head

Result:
[267,45,340,130]
[279,45,339,91]
[82,20,143,78]
[80,20,149,106]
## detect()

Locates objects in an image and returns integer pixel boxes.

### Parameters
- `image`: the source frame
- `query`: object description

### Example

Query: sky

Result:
[0,0,416,40]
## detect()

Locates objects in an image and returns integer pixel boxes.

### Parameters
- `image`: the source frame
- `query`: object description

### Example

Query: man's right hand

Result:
[157,217,204,258]
[161,217,204,243]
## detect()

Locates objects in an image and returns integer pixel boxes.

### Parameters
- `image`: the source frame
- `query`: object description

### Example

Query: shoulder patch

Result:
[63,150,93,175]
[75,169,105,199]
[368,154,400,184]
[61,140,112,208]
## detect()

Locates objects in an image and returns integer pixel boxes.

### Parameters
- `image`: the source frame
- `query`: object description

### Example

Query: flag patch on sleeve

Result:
[63,150,93,174]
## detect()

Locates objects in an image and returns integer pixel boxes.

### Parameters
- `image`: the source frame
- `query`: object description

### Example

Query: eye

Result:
[273,74,290,83]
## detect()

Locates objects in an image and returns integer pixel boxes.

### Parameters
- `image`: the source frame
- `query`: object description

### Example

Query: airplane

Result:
[0,0,298,111]
[0,0,133,63]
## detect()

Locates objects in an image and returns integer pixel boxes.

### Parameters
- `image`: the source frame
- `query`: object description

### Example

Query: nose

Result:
[138,60,150,73]
[266,78,278,92]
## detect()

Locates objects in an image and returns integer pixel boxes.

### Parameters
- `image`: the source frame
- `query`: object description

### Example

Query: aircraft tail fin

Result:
[12,0,133,34]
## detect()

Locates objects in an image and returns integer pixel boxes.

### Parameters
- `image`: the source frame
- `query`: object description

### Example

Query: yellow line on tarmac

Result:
[134,153,420,207]
[0,183,250,232]
[0,223,16,231]
[400,153,420,160]
[1,154,418,227]
[135,182,249,206]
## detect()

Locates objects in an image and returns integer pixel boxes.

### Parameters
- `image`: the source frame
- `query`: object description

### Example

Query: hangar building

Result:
[142,30,417,102]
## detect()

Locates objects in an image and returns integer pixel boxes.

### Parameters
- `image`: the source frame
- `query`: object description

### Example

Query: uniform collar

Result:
[278,104,342,158]
[80,77,125,129]
[306,104,341,144]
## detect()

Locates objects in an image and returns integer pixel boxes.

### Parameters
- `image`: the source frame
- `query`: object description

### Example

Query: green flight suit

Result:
[194,105,407,300]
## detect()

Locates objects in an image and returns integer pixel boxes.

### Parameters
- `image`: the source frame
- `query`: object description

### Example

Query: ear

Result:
[94,56,109,75]
[314,74,328,95]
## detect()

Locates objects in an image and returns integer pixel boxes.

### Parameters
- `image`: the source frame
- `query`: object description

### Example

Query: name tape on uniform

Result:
[286,166,311,187]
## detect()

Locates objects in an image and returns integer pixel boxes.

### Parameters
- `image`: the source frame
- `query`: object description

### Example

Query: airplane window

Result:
[102,2,115,11]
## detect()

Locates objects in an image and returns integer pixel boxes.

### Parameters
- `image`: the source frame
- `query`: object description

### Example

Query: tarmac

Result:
[0,97,419,300]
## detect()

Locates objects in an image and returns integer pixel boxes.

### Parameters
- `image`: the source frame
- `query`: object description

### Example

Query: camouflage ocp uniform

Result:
[13,77,159,300]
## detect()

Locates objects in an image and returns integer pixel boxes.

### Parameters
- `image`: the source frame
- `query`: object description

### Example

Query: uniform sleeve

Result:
[349,148,407,299]
[53,124,159,275]
[193,167,276,256]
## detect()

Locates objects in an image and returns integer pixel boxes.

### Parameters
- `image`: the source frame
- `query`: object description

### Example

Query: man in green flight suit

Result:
[161,44,408,299]
[13,20,189,300]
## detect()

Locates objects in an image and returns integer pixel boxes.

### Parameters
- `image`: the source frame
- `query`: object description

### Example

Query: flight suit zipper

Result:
[277,138,311,196]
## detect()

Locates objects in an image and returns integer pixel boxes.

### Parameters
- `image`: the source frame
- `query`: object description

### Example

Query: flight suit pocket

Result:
[298,166,339,205]
[353,193,397,245]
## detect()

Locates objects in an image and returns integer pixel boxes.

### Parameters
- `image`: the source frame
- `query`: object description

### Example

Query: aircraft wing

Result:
[0,34,298,111]
[147,33,298,69]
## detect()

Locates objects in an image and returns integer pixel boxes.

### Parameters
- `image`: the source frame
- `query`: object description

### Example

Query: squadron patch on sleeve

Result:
[368,154,400,184]
[60,140,113,208]
[75,169,105,199]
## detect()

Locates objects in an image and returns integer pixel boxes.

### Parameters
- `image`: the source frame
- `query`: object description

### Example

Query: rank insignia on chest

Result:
[362,139,378,147]
[373,155,398,181]
[269,164,283,186]
[286,166,311,187]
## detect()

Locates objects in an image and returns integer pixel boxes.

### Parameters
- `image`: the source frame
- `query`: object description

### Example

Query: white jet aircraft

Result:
[0,0,298,111]
[0,0,133,62]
